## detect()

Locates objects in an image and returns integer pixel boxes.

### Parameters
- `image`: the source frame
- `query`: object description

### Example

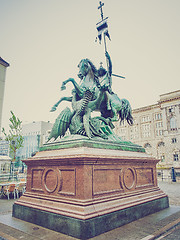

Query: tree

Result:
[2,111,24,168]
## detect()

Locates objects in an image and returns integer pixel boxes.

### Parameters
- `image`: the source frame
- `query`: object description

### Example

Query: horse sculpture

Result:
[48,57,133,141]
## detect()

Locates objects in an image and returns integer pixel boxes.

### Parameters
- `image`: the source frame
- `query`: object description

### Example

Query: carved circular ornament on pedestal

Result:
[123,168,136,190]
[42,168,61,193]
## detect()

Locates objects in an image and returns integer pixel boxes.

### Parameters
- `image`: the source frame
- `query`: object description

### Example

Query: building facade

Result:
[114,90,180,181]
[0,57,9,133]
[0,121,52,179]
[0,121,53,161]
[17,121,53,160]
[0,140,9,156]
[0,155,11,174]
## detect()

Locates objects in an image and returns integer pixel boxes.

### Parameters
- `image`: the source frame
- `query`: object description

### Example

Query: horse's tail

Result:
[118,98,133,126]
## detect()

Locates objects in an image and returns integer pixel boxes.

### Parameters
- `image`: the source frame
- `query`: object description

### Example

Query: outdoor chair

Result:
[4,183,16,200]
[16,183,26,198]
[20,178,26,182]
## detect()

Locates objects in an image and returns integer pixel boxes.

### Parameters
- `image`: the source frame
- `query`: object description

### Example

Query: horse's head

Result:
[77,59,91,79]
[77,59,100,89]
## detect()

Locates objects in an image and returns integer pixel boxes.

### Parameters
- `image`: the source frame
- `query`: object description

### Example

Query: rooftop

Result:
[0,57,10,67]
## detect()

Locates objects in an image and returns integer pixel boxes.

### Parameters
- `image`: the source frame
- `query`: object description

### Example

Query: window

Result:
[172,138,177,143]
[169,107,174,113]
[142,131,151,138]
[144,143,151,148]
[159,130,163,136]
[142,116,150,122]
[118,128,126,137]
[155,113,162,120]
[158,142,165,147]
[130,133,139,140]
[156,130,163,136]
[156,122,163,128]
[161,155,165,162]
[173,154,179,161]
[170,117,177,130]
[119,128,126,134]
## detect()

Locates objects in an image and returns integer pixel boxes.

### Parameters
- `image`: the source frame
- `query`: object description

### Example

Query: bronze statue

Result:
[48,2,133,142]
[49,52,133,142]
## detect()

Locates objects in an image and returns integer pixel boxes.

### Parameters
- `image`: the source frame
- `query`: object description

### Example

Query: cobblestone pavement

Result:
[160,225,180,240]
[0,181,179,240]
[154,181,180,239]
[158,181,180,206]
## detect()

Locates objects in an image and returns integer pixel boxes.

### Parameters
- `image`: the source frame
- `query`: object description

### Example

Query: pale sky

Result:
[1,0,180,131]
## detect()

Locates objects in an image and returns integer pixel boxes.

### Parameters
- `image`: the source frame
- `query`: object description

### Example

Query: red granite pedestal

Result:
[13,139,169,239]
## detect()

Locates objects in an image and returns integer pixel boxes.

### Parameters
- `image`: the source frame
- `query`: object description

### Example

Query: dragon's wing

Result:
[48,107,72,141]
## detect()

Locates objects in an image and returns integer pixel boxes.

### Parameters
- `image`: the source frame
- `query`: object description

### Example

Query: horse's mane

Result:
[85,59,97,74]
[85,59,101,88]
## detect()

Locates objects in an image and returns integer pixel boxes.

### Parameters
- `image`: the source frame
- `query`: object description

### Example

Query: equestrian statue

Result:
[48,52,133,142]
[48,1,133,142]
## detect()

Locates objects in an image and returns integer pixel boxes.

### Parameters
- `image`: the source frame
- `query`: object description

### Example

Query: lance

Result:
[97,1,125,79]
[97,1,109,71]
[112,73,125,79]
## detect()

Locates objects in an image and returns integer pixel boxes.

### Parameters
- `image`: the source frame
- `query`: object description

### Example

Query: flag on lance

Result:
[96,1,111,44]
[96,17,111,43]
[96,1,125,79]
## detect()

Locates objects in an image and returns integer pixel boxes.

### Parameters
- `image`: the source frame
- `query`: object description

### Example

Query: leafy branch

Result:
[2,111,24,162]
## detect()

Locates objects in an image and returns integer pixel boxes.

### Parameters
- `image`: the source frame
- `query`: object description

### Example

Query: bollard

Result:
[171,167,176,182]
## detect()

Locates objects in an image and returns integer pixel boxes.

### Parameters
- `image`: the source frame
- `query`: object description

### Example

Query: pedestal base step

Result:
[13,196,169,240]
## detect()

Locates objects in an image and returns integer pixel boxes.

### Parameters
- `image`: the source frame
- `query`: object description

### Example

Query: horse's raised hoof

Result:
[61,85,66,91]
[50,107,56,112]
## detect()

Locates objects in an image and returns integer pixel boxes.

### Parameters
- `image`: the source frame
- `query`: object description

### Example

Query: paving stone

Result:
[0,181,180,240]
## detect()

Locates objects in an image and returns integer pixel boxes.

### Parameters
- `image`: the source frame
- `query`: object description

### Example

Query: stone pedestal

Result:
[13,138,169,239]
